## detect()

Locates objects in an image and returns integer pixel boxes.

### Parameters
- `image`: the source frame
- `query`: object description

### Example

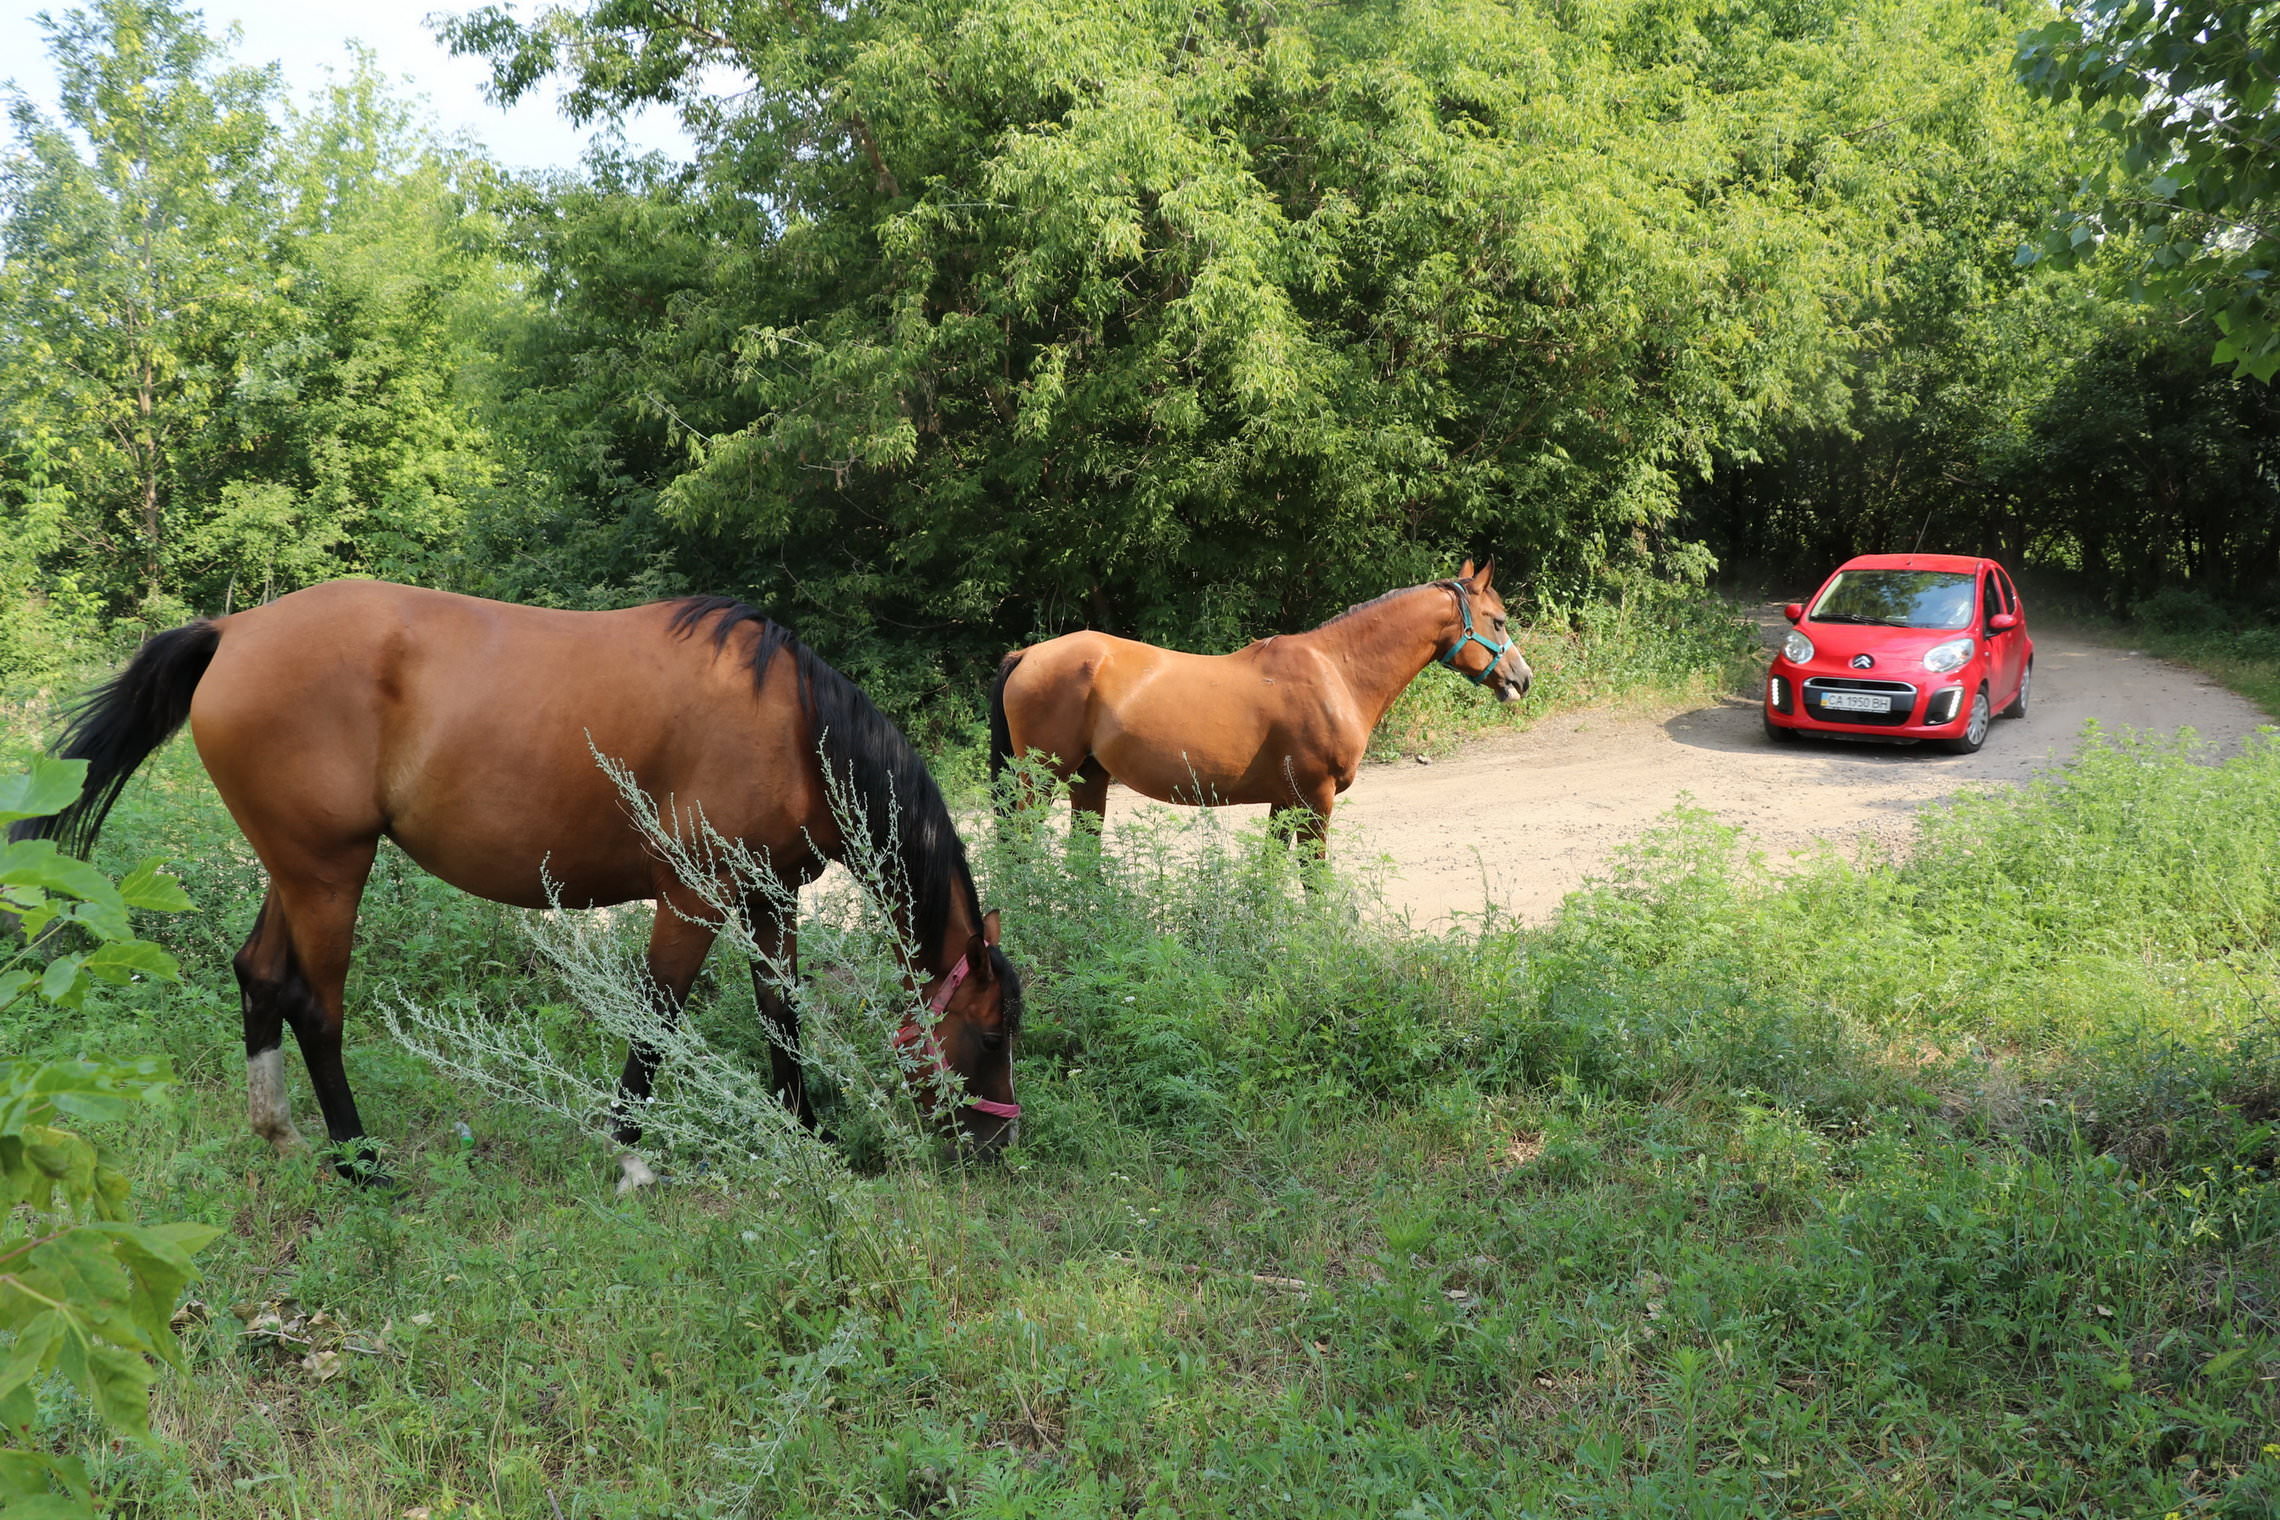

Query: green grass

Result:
[6,710,2279,1516]
[16,731,2280,1515]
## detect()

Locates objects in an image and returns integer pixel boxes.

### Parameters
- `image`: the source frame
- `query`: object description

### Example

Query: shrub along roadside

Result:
[0,758,212,1519]
[1,717,2273,1515]
[2125,588,2280,720]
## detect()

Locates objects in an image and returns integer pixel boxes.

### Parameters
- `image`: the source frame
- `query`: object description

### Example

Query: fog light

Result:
[1927,687,1963,724]
[1769,676,1791,713]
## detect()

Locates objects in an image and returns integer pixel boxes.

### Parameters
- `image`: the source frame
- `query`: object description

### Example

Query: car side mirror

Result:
[1783,602,1803,624]
[1990,612,2018,631]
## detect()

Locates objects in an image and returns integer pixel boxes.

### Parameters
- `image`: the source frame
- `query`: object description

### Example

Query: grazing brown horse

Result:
[13,581,1022,1188]
[988,561,1531,854]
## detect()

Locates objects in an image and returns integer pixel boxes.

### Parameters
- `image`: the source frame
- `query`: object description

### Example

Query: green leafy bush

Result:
[2132,586,2230,635]
[0,758,213,1518]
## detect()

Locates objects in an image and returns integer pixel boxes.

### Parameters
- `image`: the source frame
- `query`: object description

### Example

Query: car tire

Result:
[1942,686,1991,754]
[1999,659,2031,719]
[1764,713,1799,745]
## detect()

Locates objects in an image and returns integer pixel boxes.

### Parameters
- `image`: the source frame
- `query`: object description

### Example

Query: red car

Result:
[1764,553,2033,753]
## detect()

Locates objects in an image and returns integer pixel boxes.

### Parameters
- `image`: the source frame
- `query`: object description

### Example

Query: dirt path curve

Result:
[1094,615,2273,926]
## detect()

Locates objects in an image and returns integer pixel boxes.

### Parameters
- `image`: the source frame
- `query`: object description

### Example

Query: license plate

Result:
[1818,691,1892,714]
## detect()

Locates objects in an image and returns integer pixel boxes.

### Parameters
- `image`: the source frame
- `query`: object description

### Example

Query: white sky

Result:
[0,0,694,172]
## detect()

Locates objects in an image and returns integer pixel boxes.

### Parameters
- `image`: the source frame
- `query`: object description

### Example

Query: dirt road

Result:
[1094,620,2273,926]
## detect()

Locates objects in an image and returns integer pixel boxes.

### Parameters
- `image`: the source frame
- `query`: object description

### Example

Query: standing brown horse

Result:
[13,581,1022,1189]
[988,561,1531,853]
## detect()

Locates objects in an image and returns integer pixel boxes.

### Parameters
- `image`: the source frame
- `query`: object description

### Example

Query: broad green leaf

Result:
[0,1314,66,1405]
[36,956,85,1010]
[75,1342,159,1444]
[51,898,132,944]
[79,941,181,986]
[0,1447,93,1515]
[0,843,121,913]
[0,760,86,829]
[114,860,192,913]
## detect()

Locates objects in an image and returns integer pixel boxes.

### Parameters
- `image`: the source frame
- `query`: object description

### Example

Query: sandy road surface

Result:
[1092,619,2273,926]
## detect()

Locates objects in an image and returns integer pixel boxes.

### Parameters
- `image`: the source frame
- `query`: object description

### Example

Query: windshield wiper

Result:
[1808,612,1903,626]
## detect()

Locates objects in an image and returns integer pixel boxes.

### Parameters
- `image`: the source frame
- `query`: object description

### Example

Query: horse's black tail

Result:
[986,650,1025,790]
[10,620,222,858]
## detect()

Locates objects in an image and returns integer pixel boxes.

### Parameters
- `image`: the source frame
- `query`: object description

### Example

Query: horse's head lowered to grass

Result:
[901,907,1023,1154]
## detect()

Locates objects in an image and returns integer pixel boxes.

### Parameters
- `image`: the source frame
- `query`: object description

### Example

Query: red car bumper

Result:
[1763,664,1978,740]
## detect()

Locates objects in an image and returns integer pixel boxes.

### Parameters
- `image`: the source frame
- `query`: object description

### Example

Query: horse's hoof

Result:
[616,1153,660,1196]
[334,1154,398,1191]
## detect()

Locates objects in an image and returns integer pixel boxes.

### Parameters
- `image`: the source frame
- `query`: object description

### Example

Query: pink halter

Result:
[893,957,1021,1122]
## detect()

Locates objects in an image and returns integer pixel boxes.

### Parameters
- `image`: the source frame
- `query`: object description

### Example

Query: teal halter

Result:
[1436,579,1511,685]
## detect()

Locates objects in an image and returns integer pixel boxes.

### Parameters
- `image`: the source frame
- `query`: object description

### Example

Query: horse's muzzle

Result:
[959,1107,1020,1157]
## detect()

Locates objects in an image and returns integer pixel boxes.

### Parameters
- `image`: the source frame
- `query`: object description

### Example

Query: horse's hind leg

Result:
[1069,758,1111,828]
[243,843,381,1181]
[745,900,812,1129]
[610,889,720,1194]
[235,894,306,1154]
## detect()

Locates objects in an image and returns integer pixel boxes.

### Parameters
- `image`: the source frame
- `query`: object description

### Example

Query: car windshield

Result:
[1809,570,1976,630]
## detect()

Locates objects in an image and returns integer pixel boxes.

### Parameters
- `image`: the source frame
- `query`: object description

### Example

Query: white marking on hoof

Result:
[616,1153,660,1196]
[247,1049,306,1154]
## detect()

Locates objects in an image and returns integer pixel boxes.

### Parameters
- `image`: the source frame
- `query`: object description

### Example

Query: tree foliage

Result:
[5,0,2274,702]
[2016,0,2280,383]
[443,0,2082,695]
[0,0,518,662]
[0,0,277,611]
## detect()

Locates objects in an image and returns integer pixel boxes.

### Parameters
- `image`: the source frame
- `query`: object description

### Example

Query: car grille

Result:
[1802,676,1919,726]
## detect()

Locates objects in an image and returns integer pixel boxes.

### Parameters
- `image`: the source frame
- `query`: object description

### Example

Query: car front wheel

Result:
[2000,659,2031,719]
[1942,687,1991,754]
[1764,712,1799,745]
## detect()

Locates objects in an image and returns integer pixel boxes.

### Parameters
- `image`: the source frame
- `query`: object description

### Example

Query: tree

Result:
[448,0,2064,707]
[2016,0,2280,382]
[0,4,521,655]
[0,0,281,614]
[188,56,516,604]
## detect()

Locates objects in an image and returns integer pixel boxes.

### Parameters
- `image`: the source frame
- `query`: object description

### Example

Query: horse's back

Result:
[188,581,812,907]
[1003,627,1348,804]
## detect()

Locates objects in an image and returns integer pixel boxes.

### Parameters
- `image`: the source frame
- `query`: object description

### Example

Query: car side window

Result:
[1982,573,2003,629]
[1998,569,2020,615]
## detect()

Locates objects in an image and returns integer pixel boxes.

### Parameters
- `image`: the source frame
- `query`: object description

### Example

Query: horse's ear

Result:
[1457,558,1476,581]
[965,909,1002,984]
[1472,558,1495,590]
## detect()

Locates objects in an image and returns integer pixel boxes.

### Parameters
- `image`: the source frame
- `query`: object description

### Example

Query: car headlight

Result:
[1922,637,1975,673]
[1781,630,1815,664]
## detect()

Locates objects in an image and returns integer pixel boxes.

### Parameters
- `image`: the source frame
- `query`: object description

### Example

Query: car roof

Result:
[1832,553,1993,575]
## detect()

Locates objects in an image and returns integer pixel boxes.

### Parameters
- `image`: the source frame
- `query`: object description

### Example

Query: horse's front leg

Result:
[1270,778,1337,889]
[611,890,719,1195]
[746,898,813,1129]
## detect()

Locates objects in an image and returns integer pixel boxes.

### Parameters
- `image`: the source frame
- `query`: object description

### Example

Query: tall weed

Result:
[5,681,2277,1516]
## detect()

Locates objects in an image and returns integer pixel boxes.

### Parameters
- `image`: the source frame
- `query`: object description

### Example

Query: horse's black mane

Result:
[667,597,1015,1019]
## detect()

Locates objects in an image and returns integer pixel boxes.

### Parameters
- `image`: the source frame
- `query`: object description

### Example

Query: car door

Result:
[1981,568,2022,703]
